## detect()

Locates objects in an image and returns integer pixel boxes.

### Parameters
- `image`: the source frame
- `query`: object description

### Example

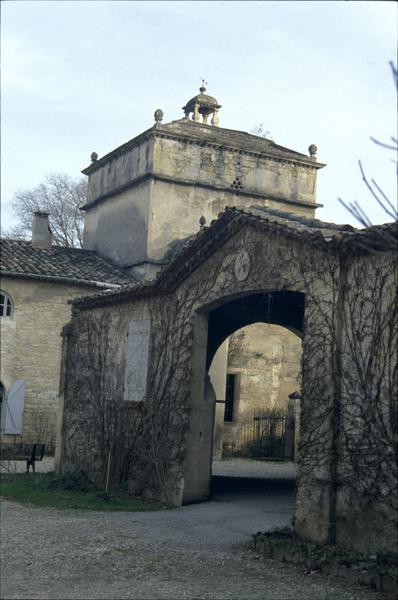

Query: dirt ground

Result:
[0,460,386,600]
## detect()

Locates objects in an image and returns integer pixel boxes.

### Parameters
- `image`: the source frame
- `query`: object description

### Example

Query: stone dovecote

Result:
[81,90,325,280]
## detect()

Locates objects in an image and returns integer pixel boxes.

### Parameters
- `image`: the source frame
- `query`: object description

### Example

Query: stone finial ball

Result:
[308,144,318,157]
[154,109,164,123]
[199,215,207,227]
[91,152,98,162]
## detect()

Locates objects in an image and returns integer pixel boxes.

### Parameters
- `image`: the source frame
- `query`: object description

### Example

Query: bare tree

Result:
[339,61,397,237]
[3,172,87,248]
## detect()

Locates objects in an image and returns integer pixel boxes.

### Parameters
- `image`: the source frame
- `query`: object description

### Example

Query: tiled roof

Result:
[241,206,356,235]
[70,206,397,310]
[0,239,134,288]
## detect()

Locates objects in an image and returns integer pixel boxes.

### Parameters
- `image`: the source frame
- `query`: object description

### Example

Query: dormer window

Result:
[0,291,13,318]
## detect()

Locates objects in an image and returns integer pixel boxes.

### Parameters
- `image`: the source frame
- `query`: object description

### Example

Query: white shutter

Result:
[3,380,25,435]
[124,320,150,402]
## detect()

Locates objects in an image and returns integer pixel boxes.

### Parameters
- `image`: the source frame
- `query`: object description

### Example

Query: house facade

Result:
[0,213,133,448]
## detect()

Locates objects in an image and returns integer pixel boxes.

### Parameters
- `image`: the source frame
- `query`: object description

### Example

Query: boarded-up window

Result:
[123,320,150,402]
[3,380,25,434]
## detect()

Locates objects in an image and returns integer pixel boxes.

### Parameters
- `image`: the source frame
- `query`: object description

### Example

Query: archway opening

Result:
[210,322,302,466]
[183,290,305,505]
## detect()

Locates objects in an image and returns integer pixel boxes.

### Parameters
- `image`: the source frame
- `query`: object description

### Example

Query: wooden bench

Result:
[0,443,45,473]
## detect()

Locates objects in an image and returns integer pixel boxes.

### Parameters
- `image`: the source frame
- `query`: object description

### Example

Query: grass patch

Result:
[0,472,162,512]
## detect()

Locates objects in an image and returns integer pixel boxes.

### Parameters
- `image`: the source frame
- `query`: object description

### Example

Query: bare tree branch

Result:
[3,172,87,248]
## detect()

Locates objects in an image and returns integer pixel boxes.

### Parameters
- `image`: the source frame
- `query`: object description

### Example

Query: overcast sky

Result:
[1,0,397,231]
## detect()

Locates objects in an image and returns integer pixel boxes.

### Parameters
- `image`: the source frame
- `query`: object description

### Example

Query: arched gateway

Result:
[183,289,304,505]
[58,207,397,554]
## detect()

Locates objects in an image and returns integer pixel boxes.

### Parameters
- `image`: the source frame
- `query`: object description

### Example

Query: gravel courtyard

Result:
[0,460,385,600]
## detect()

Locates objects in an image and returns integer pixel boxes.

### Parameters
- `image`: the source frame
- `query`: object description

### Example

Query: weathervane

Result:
[200,78,208,92]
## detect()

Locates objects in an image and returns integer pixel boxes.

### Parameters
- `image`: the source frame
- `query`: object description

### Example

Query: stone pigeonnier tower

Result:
[81,84,325,280]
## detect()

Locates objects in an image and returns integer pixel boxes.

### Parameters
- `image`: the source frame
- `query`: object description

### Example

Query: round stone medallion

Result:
[234,249,251,282]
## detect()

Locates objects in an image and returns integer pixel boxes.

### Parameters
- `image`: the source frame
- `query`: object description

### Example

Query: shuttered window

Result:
[124,320,151,402]
[3,380,25,435]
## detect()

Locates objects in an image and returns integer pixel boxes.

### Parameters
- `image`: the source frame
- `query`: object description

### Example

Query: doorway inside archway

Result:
[210,322,302,463]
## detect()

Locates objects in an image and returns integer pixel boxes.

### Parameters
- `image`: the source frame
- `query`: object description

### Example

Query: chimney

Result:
[32,211,52,249]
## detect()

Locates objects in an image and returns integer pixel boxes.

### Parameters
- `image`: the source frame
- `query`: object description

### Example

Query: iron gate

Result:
[232,409,294,459]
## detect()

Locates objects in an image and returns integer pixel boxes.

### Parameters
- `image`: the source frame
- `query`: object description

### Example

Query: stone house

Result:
[0,212,133,448]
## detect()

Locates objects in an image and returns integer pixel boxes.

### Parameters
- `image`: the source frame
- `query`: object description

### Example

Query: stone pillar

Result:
[192,102,200,122]
[286,392,301,460]
[211,108,219,127]
[54,322,74,473]
[209,339,229,460]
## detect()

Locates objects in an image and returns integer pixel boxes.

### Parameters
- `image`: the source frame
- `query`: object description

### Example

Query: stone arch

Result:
[205,290,304,368]
[183,289,305,504]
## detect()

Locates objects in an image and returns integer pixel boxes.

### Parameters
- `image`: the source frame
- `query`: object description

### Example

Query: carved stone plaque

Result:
[234,249,251,282]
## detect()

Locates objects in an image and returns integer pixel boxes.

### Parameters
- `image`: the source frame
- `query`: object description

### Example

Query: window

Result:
[224,373,236,422]
[2,380,25,434]
[0,291,13,318]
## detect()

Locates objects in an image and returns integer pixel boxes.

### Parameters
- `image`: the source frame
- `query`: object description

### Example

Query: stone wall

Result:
[228,323,301,411]
[152,134,318,207]
[147,178,313,262]
[60,222,336,528]
[0,278,93,450]
[335,251,397,553]
[83,181,152,270]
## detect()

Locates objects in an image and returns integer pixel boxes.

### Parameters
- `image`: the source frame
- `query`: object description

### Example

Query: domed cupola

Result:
[182,81,221,126]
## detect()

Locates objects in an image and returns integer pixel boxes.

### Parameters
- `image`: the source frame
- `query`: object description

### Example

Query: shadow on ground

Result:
[211,474,296,496]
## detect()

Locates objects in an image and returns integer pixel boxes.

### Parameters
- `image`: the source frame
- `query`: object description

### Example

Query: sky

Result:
[1,0,397,231]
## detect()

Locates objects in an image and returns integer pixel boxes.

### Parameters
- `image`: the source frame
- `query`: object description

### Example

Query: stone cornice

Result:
[82,127,156,176]
[81,172,323,211]
[82,123,325,177]
[152,130,325,170]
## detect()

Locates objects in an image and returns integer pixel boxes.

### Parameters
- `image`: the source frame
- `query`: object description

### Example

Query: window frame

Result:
[0,290,14,319]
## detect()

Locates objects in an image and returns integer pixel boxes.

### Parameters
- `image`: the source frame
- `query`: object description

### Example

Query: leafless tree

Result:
[339,61,397,240]
[3,172,87,248]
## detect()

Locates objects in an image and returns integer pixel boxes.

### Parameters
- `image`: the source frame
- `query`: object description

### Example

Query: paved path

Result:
[0,460,384,600]
[213,458,297,479]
